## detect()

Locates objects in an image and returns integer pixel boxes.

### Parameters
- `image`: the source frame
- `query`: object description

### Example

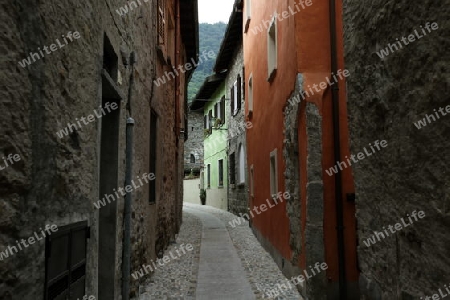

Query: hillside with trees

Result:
[188,22,227,101]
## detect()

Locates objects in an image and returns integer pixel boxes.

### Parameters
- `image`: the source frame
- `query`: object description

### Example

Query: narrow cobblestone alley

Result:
[137,204,303,300]
[2,0,448,299]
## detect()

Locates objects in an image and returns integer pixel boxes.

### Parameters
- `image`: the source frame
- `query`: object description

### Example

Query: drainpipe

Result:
[329,0,347,298]
[122,52,136,300]
[174,0,180,233]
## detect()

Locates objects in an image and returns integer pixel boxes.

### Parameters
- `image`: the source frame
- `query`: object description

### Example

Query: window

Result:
[229,153,236,185]
[239,144,245,184]
[248,74,253,115]
[250,165,254,197]
[157,0,166,44]
[231,84,235,115]
[208,110,212,131]
[245,0,251,32]
[231,76,241,116]
[44,222,89,300]
[207,164,211,188]
[246,0,251,20]
[149,109,158,203]
[237,75,242,113]
[220,96,225,122]
[218,159,224,187]
[267,16,277,80]
[270,149,278,197]
[214,103,218,118]
[204,110,212,134]
[190,154,195,163]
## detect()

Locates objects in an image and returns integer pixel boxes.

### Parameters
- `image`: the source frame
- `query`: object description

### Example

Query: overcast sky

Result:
[198,0,236,24]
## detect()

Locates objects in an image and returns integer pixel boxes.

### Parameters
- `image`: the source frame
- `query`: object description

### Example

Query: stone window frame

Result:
[238,144,245,184]
[244,0,251,33]
[267,15,278,81]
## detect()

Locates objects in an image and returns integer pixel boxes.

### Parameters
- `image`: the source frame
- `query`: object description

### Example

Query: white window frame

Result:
[246,0,251,20]
[239,144,245,184]
[217,101,221,121]
[244,0,251,33]
[267,15,277,81]
[269,149,278,198]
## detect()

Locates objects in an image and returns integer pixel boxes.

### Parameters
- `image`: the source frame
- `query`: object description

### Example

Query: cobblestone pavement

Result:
[136,203,303,300]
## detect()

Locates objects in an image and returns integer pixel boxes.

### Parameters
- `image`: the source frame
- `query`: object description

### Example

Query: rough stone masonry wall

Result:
[184,111,204,172]
[0,0,182,298]
[343,1,450,298]
[226,46,248,216]
[283,75,303,268]
[284,75,326,299]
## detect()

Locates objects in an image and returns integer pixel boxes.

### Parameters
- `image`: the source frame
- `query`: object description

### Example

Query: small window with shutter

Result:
[230,86,235,115]
[237,75,242,112]
[44,221,89,300]
[220,96,225,123]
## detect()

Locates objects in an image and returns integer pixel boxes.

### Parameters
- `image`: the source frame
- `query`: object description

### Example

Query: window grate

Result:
[45,222,89,300]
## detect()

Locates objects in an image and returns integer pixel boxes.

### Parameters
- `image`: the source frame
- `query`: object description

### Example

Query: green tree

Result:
[188,22,227,102]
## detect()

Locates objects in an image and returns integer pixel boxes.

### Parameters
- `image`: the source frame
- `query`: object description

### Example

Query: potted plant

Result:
[214,118,223,128]
[200,189,206,205]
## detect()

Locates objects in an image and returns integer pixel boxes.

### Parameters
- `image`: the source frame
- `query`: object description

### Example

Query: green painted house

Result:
[190,74,229,210]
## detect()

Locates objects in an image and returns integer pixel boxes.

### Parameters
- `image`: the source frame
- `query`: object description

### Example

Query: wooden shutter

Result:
[208,110,212,133]
[219,160,224,186]
[45,222,89,300]
[237,75,242,111]
[220,97,225,123]
[230,86,235,115]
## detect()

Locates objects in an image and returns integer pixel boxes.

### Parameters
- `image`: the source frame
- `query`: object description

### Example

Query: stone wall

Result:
[0,0,187,299]
[343,1,450,298]
[283,75,327,299]
[283,75,303,268]
[184,110,204,173]
[226,46,249,216]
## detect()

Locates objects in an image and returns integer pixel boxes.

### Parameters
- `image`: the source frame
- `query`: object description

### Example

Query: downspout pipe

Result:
[329,0,347,298]
[174,0,181,233]
[122,51,136,300]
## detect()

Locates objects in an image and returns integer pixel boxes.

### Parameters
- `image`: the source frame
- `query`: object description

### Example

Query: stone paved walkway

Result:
[136,203,303,300]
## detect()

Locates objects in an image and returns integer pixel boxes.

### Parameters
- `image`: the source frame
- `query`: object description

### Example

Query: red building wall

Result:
[244,0,359,297]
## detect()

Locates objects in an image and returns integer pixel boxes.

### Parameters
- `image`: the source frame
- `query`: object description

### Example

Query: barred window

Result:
[157,0,166,44]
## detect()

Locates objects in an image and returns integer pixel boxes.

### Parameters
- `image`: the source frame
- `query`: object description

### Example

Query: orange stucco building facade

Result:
[243,0,359,298]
